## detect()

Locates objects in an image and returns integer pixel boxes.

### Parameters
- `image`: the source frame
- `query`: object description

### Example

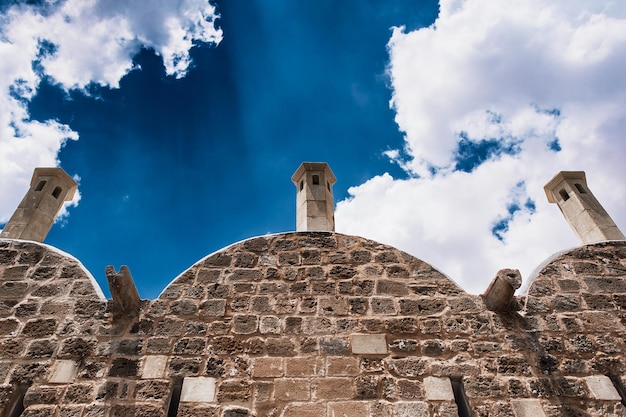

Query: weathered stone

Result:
[232,315,258,334]
[274,378,310,401]
[320,337,350,355]
[217,379,251,402]
[388,358,428,378]
[370,298,396,315]
[355,375,379,399]
[108,358,139,377]
[266,338,296,356]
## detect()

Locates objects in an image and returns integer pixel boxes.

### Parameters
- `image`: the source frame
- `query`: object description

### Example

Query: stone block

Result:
[329,401,369,417]
[355,375,379,399]
[376,280,408,296]
[370,298,397,315]
[285,357,324,377]
[108,358,139,377]
[315,377,354,399]
[266,338,296,356]
[319,297,349,316]
[49,360,78,383]
[217,380,251,402]
[251,296,272,313]
[351,334,387,354]
[222,406,251,417]
[259,316,281,334]
[388,358,428,378]
[370,401,394,417]
[24,386,64,406]
[326,357,359,377]
[511,399,546,417]
[584,375,621,400]
[386,317,418,334]
[232,315,258,334]
[252,358,283,378]
[180,377,216,403]
[320,337,350,355]
[63,384,94,403]
[282,402,326,417]
[274,378,311,401]
[424,376,454,400]
[396,379,422,400]
[142,356,168,379]
[395,402,429,417]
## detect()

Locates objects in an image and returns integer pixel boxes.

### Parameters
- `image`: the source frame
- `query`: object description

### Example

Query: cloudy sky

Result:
[1,0,625,298]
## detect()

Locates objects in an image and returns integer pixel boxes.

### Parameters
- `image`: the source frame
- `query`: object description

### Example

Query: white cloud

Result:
[336,0,626,293]
[0,0,221,225]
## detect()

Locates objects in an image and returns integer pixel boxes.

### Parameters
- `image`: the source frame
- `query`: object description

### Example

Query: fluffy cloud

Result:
[0,0,221,224]
[336,0,626,293]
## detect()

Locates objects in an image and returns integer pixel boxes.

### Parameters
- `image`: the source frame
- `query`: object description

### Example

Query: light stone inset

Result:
[351,334,387,354]
[585,375,622,401]
[395,401,429,417]
[49,360,78,383]
[511,399,546,417]
[180,377,217,403]
[141,355,168,379]
[423,376,454,401]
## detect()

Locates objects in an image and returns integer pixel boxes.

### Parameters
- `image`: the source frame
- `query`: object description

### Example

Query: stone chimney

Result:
[1,167,77,242]
[291,162,336,232]
[544,171,625,244]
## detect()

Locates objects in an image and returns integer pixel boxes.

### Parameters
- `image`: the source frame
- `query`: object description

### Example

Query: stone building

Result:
[1,164,626,417]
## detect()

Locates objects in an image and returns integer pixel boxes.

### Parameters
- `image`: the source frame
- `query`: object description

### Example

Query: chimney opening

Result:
[52,186,62,199]
[559,189,570,201]
[299,180,304,191]
[34,181,46,192]
[312,175,319,185]
[575,183,587,194]
[327,181,330,191]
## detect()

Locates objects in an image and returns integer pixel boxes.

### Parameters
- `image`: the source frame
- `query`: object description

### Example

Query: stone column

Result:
[544,171,625,244]
[1,167,77,242]
[291,162,336,232]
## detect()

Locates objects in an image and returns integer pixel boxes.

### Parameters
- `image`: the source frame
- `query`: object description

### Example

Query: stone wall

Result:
[0,234,625,417]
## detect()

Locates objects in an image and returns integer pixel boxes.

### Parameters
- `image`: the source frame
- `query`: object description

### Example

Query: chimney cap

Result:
[544,171,586,203]
[291,162,336,185]
[31,167,78,201]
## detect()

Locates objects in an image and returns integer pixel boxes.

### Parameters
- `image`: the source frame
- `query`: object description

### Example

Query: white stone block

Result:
[424,376,454,400]
[585,375,622,401]
[49,360,78,383]
[180,377,216,403]
[395,401,429,417]
[351,334,387,354]
[511,399,546,417]
[142,355,168,379]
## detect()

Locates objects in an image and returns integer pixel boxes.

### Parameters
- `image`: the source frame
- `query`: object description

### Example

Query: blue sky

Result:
[2,0,626,298]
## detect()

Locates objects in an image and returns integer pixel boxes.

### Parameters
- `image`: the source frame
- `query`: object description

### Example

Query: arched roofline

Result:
[0,237,107,300]
[158,231,462,299]
[520,239,626,295]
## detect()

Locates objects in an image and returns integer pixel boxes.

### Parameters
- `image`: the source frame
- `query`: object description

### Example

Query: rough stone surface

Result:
[2,236,626,416]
